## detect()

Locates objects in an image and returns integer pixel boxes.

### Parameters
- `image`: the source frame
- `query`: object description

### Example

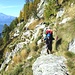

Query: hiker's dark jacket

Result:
[46,34,54,51]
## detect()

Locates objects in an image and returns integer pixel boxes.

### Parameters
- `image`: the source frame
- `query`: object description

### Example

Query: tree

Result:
[44,0,57,20]
[10,18,18,30]
[0,37,3,46]
[23,4,29,21]
[2,24,10,44]
[21,0,40,21]
[19,11,23,22]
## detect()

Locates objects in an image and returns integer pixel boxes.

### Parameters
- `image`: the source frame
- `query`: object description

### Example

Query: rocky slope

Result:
[0,0,75,75]
[32,46,69,75]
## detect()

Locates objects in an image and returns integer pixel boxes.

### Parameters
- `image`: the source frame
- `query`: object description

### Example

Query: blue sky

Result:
[0,0,25,17]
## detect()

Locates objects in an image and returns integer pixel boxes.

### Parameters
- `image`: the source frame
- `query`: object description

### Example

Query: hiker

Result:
[44,29,54,54]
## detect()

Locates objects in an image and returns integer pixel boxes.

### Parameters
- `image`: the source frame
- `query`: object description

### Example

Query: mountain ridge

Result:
[0,13,16,25]
[0,13,16,33]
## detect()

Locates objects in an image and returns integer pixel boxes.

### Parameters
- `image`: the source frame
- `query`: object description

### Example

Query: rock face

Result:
[59,17,71,24]
[32,46,69,75]
[68,39,75,53]
[0,42,26,71]
[32,54,69,75]
[56,8,64,18]
[37,0,46,18]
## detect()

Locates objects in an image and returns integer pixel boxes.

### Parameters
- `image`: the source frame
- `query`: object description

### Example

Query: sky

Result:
[0,0,25,17]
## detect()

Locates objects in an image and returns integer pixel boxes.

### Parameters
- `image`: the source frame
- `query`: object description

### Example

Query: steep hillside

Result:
[0,0,75,75]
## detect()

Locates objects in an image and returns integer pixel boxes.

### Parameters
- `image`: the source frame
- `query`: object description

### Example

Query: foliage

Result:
[4,64,23,75]
[2,0,75,75]
[65,51,75,75]
[12,64,22,75]
[23,3,29,21]
[44,0,69,20]
[44,0,58,20]
[9,17,18,31]
[29,41,38,51]
[18,11,24,23]
[19,0,40,22]
[0,37,3,46]
[12,54,21,64]
[58,17,75,75]
[23,65,33,75]
[20,49,28,59]
[65,51,75,58]
[2,24,10,44]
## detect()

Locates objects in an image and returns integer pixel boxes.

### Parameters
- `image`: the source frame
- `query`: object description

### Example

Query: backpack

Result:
[46,29,53,35]
[44,29,53,40]
[44,33,51,40]
[47,33,51,38]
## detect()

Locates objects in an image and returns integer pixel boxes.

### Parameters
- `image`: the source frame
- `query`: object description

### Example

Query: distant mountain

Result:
[0,24,4,33]
[0,13,16,33]
[0,13,16,25]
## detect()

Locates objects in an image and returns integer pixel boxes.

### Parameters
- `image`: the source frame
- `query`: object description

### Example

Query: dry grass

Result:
[12,54,21,64]
[28,41,38,57]
[64,51,75,75]
[28,19,44,30]
[58,0,63,5]
[29,50,37,57]
[64,4,75,18]
[29,41,37,51]
[20,49,28,59]
[55,5,75,75]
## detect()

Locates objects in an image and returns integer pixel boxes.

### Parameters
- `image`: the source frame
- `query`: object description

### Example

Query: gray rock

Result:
[37,0,46,18]
[56,8,64,18]
[0,42,26,71]
[68,39,75,53]
[32,54,69,75]
[59,17,71,24]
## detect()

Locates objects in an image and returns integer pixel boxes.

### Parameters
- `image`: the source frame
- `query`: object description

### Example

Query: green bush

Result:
[4,64,23,75]
[65,51,75,58]
[44,0,58,20]
[23,65,33,75]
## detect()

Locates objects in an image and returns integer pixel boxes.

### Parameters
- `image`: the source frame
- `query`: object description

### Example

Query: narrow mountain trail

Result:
[32,12,69,74]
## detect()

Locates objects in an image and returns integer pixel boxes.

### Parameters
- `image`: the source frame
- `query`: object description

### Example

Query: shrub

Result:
[44,0,58,20]
[8,64,22,75]
[67,60,74,69]
[23,65,33,75]
[12,54,21,64]
[65,51,75,58]
[29,41,38,51]
[20,49,28,59]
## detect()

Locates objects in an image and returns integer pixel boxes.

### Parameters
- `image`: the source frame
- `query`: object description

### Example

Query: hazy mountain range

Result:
[0,25,4,33]
[0,13,16,33]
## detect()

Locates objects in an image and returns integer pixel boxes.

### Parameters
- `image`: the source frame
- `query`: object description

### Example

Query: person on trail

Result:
[44,29,54,54]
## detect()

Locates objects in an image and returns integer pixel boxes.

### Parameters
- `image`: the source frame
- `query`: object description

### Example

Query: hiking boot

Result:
[47,49,49,54]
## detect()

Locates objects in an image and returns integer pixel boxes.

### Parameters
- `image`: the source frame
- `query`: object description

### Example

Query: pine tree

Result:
[23,4,29,21]
[2,24,10,44]
[19,11,23,22]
